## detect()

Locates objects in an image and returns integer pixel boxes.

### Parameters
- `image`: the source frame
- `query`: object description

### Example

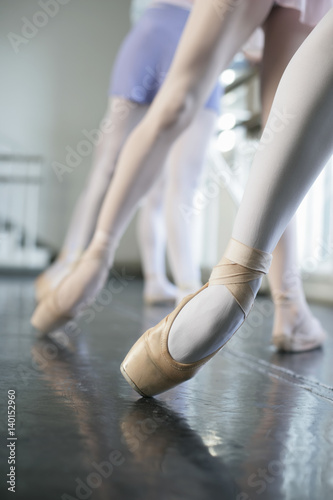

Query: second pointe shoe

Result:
[143,277,177,305]
[31,239,110,335]
[34,253,81,303]
[120,238,272,397]
[272,292,327,352]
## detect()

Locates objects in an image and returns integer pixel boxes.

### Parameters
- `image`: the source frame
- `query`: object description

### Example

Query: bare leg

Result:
[260,6,326,349]
[168,8,333,362]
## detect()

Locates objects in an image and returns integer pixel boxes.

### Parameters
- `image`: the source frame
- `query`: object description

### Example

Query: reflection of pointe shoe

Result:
[31,245,109,335]
[120,399,172,467]
[120,399,238,497]
[143,278,177,306]
[272,296,327,353]
[121,238,272,397]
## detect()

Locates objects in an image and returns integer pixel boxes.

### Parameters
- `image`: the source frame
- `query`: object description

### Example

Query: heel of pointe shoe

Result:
[31,294,73,335]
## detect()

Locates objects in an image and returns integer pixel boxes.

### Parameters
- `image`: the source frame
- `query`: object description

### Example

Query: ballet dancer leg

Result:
[165,107,217,301]
[167,8,333,363]
[260,6,326,351]
[268,218,325,351]
[121,9,333,396]
[31,0,275,333]
[137,108,217,305]
[35,98,148,301]
[137,173,177,305]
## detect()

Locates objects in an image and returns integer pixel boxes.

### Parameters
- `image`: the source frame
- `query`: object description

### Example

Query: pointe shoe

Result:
[120,238,272,397]
[35,272,52,303]
[34,257,80,303]
[31,244,109,335]
[272,293,327,352]
[34,249,82,302]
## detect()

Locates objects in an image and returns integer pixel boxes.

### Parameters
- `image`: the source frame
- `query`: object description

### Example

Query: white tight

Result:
[258,7,319,339]
[50,2,332,355]
[137,108,217,292]
[56,102,216,293]
[64,0,274,317]
[168,7,333,362]
[62,98,148,259]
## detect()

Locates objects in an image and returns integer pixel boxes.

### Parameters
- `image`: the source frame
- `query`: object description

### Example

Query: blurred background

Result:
[1,0,332,302]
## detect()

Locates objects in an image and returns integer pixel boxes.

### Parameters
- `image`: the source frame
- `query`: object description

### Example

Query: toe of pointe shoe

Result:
[120,335,181,398]
[30,293,73,335]
[120,284,219,398]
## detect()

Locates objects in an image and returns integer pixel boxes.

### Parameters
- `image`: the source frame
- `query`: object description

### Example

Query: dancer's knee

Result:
[154,88,197,138]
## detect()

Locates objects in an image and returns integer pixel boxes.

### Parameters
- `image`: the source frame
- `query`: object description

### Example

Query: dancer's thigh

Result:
[149,0,275,129]
[261,5,312,123]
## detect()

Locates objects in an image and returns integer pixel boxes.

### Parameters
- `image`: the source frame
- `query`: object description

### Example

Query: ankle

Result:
[87,230,117,265]
[271,287,307,308]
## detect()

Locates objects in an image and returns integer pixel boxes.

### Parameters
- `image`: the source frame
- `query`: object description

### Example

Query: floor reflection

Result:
[0,277,332,499]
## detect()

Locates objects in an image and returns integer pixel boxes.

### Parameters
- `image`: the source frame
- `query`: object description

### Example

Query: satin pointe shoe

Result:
[34,253,81,303]
[35,271,52,303]
[143,278,177,306]
[272,291,327,352]
[120,238,272,397]
[31,245,109,335]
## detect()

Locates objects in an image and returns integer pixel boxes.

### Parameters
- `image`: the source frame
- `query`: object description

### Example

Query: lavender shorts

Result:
[109,2,222,114]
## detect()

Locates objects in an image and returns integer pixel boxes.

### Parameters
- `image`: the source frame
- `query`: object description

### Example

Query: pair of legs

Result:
[40,97,216,302]
[32,2,329,353]
[168,4,333,362]
[138,106,217,302]
[120,6,333,397]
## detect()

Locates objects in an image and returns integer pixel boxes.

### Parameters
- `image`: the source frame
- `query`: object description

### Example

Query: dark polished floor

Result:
[0,275,333,500]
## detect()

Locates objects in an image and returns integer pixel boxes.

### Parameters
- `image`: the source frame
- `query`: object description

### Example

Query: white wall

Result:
[0,0,142,266]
